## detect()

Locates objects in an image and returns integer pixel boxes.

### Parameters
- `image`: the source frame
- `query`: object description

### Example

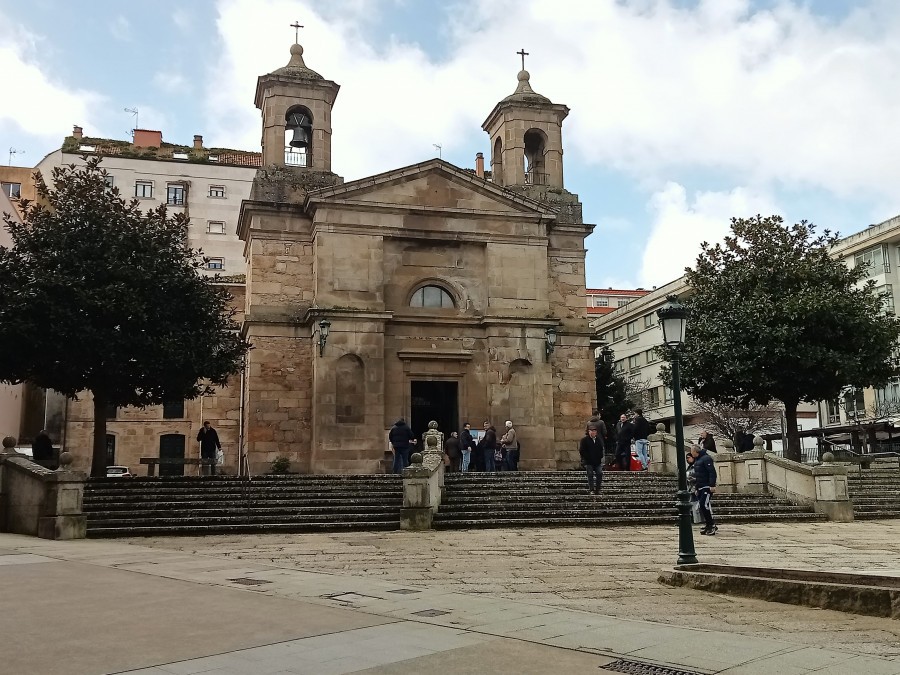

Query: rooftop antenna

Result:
[8,147,24,166]
[433,143,442,159]
[124,107,139,138]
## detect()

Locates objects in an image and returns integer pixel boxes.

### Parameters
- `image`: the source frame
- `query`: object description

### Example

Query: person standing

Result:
[480,423,497,472]
[632,409,651,470]
[614,414,634,471]
[579,427,604,495]
[460,423,475,472]
[500,420,519,471]
[389,418,415,474]
[691,443,718,535]
[197,421,221,476]
[586,409,608,448]
[699,430,717,454]
[444,431,462,473]
[32,430,54,463]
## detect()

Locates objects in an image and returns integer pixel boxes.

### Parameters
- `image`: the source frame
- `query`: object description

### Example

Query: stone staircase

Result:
[848,467,900,520]
[434,471,827,529]
[83,474,402,537]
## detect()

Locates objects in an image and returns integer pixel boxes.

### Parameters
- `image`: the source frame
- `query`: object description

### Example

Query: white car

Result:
[106,466,134,478]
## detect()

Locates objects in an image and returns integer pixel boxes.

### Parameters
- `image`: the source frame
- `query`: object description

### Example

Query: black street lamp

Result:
[657,295,698,565]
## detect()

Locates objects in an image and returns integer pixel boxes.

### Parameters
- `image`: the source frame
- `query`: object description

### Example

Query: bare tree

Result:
[687,399,782,441]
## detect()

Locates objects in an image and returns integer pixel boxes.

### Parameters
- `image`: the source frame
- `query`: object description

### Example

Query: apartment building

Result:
[586,287,651,317]
[35,126,260,277]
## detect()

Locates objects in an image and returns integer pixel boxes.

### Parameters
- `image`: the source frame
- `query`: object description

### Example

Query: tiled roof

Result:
[587,306,616,314]
[586,288,652,296]
[61,136,261,167]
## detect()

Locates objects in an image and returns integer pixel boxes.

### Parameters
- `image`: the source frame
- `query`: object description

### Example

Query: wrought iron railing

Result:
[284,150,309,167]
[524,171,549,185]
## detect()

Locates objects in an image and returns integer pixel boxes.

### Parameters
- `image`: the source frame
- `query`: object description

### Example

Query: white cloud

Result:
[109,15,132,42]
[172,9,192,32]
[206,0,900,201]
[0,21,105,144]
[640,182,781,287]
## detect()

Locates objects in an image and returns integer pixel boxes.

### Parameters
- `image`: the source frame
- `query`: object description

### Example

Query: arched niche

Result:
[492,136,503,184]
[335,354,365,424]
[523,128,547,184]
[285,105,313,167]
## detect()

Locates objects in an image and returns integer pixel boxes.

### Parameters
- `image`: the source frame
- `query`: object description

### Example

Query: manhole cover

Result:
[388,588,421,595]
[227,578,273,586]
[411,609,450,617]
[603,659,700,675]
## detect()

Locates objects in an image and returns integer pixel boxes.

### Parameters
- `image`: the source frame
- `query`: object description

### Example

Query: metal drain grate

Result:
[227,578,273,586]
[411,609,451,617]
[603,659,701,675]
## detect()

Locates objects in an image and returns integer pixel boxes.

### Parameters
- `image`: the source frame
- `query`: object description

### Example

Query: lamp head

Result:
[656,295,689,347]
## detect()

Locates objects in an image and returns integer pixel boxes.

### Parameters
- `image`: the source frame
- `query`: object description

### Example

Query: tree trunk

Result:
[91,393,108,477]
[783,399,802,462]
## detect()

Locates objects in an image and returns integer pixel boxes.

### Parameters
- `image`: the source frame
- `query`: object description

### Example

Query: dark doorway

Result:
[159,434,186,476]
[410,381,458,442]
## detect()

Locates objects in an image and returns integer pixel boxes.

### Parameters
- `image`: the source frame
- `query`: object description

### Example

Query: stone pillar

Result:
[400,452,445,531]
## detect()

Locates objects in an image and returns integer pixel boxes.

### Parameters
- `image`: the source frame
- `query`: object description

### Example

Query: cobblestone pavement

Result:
[133,520,900,659]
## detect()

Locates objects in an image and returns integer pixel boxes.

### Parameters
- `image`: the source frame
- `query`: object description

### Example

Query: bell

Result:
[289,126,310,148]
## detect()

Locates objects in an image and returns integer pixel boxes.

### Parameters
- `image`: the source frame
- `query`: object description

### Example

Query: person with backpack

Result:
[389,419,415,474]
[691,443,718,535]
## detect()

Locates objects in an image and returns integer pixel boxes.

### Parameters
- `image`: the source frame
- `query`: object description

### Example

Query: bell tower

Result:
[482,64,569,189]
[255,40,340,170]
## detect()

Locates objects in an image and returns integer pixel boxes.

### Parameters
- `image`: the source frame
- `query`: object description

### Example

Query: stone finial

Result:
[753,435,764,449]
[502,69,551,104]
[656,423,666,433]
[822,451,835,464]
[57,447,74,471]
[410,452,423,465]
[288,42,307,69]
[1,436,16,454]
[722,439,735,453]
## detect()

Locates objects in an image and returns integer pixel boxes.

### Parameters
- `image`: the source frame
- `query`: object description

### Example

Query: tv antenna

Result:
[433,143,442,159]
[8,147,24,166]
[124,107,139,137]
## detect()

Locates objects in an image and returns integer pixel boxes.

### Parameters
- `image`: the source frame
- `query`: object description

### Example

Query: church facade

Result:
[237,42,597,474]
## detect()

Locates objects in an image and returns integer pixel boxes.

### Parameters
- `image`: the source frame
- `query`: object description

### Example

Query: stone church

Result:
[238,41,596,474]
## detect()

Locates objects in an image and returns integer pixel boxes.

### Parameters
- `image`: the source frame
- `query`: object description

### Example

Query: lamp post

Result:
[318,318,331,356]
[657,295,698,565]
[544,327,557,361]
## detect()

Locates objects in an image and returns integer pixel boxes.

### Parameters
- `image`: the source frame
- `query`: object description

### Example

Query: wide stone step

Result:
[88,511,400,526]
[442,496,795,507]
[853,511,900,520]
[83,496,399,510]
[87,504,401,520]
[435,504,816,518]
[433,512,827,529]
[84,487,403,500]
[87,521,400,538]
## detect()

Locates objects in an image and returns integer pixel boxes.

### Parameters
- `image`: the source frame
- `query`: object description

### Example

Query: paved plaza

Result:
[4,521,900,674]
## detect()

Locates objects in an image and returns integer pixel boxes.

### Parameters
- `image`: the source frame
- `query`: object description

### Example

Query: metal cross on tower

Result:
[290,21,304,43]
[517,48,529,70]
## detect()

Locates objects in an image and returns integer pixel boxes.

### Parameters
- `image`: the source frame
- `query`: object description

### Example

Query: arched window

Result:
[492,136,503,183]
[285,106,312,167]
[335,354,364,424]
[523,128,547,185]
[410,285,454,308]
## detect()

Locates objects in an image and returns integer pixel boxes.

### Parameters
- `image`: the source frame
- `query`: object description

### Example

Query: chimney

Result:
[475,152,484,178]
[132,129,162,148]
[193,135,203,149]
[73,125,83,139]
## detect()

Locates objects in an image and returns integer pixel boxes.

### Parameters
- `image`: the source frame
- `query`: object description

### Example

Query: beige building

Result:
[0,190,24,442]
[34,130,258,473]
[236,42,597,474]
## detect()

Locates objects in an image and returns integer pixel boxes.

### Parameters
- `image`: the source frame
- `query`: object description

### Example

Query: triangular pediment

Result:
[306,159,554,217]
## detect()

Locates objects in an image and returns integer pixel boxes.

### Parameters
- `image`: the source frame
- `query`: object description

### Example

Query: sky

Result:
[1,0,897,291]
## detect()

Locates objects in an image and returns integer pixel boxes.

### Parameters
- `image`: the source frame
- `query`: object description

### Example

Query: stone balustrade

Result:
[399,451,445,530]
[648,424,853,522]
[0,436,87,539]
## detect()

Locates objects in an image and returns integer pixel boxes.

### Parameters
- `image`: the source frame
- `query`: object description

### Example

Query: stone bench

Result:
[139,457,207,477]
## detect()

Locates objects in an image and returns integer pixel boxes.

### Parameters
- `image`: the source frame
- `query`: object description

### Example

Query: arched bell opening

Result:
[285,105,313,167]
[492,136,503,185]
[523,128,547,185]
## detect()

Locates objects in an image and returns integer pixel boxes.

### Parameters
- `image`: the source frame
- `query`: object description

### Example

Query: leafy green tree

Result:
[0,157,250,476]
[595,349,634,437]
[668,215,900,462]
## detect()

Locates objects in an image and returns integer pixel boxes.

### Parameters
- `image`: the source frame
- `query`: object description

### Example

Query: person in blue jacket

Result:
[690,443,718,535]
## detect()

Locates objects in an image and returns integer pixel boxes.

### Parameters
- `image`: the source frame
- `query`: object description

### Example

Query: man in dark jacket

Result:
[632,409,651,470]
[460,423,475,472]
[579,427,605,494]
[389,419,415,474]
[479,424,498,472]
[614,414,634,471]
[691,444,718,535]
[699,430,717,454]
[32,430,54,463]
[197,421,221,476]
[585,409,608,447]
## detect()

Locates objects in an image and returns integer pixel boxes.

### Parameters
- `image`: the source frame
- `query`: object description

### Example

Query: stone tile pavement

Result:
[4,520,900,674]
